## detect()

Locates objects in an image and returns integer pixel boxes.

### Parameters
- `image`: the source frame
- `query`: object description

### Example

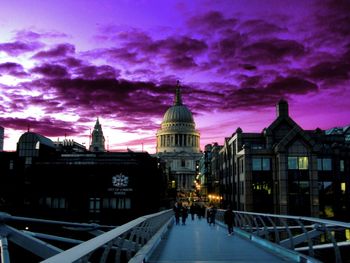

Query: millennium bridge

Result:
[1,210,350,262]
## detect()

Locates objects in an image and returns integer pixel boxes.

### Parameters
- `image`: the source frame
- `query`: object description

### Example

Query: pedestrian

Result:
[173,202,180,225]
[181,204,188,225]
[209,205,217,226]
[190,203,195,220]
[224,205,234,235]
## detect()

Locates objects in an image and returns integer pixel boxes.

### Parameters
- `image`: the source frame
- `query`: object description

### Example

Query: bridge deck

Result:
[148,216,290,263]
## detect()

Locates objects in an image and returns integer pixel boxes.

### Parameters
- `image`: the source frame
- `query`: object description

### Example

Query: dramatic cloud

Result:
[0,0,349,152]
[32,43,75,59]
[0,41,42,56]
[0,62,27,77]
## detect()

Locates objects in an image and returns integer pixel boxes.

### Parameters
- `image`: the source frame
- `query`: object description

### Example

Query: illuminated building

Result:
[218,100,350,219]
[156,81,201,200]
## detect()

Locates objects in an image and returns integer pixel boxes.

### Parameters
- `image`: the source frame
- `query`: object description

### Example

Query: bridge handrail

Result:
[216,209,350,263]
[41,209,173,263]
[230,210,350,228]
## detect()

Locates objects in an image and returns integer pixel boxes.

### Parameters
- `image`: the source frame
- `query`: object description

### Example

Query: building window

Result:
[9,160,14,170]
[288,156,308,170]
[102,198,131,209]
[317,158,332,171]
[181,159,186,167]
[43,197,66,209]
[340,160,345,172]
[252,158,271,171]
[89,198,100,213]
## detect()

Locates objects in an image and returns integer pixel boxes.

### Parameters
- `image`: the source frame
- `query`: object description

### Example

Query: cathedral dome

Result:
[156,81,200,154]
[161,81,194,125]
[162,105,194,124]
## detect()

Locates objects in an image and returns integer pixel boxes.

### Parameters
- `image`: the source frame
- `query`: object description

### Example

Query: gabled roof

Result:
[273,124,315,152]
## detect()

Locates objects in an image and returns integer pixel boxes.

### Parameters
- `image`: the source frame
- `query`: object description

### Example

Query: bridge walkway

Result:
[148,216,291,263]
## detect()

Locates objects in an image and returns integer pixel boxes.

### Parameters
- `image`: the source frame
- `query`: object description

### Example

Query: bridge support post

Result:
[0,235,10,263]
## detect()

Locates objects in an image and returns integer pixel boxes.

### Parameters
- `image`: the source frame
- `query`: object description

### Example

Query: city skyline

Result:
[0,0,349,152]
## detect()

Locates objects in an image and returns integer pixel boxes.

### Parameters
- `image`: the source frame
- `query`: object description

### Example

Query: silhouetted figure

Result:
[199,205,205,219]
[209,206,217,226]
[224,205,235,235]
[190,204,196,220]
[173,202,181,225]
[181,205,188,225]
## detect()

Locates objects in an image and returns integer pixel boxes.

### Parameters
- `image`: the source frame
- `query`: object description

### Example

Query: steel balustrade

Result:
[216,210,350,263]
[0,210,173,263]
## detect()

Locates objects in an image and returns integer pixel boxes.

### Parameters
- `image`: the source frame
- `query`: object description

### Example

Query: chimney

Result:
[276,99,289,117]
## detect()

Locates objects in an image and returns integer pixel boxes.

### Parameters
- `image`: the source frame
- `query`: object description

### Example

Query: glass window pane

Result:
[125,198,131,209]
[322,159,332,171]
[111,198,116,209]
[262,158,270,171]
[317,159,322,170]
[288,157,297,169]
[59,198,65,209]
[298,157,308,170]
[340,160,345,172]
[252,158,261,171]
[103,198,109,208]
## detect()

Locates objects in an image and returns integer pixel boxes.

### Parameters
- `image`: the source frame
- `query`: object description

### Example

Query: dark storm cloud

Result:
[28,78,174,118]
[0,41,43,56]
[227,76,318,109]
[239,19,286,36]
[91,28,208,70]
[0,117,82,137]
[59,57,84,68]
[210,29,244,59]
[0,62,27,77]
[74,65,120,79]
[187,11,237,32]
[316,0,350,38]
[308,60,350,81]
[31,63,70,78]
[32,43,75,59]
[240,38,305,64]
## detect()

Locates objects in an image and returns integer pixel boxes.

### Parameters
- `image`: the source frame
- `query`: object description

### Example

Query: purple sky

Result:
[0,0,349,152]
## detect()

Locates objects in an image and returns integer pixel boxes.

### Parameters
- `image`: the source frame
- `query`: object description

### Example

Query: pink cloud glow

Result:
[0,0,349,152]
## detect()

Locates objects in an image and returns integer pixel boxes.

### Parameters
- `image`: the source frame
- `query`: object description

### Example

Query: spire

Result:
[174,80,183,106]
[89,117,105,152]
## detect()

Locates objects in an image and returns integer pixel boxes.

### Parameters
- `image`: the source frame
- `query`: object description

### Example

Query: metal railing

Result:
[0,209,173,263]
[216,210,350,263]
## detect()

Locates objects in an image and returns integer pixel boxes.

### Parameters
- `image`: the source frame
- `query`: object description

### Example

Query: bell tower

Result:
[89,118,106,152]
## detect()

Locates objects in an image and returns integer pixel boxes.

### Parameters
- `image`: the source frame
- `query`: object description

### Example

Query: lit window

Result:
[341,183,346,194]
[340,160,345,172]
[298,157,308,170]
[288,156,308,170]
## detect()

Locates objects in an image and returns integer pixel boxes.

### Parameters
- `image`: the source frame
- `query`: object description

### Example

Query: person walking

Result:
[190,203,196,220]
[209,205,217,226]
[173,202,181,225]
[181,204,188,225]
[224,205,234,235]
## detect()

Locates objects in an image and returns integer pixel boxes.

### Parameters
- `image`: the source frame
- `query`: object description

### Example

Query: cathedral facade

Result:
[156,82,201,199]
